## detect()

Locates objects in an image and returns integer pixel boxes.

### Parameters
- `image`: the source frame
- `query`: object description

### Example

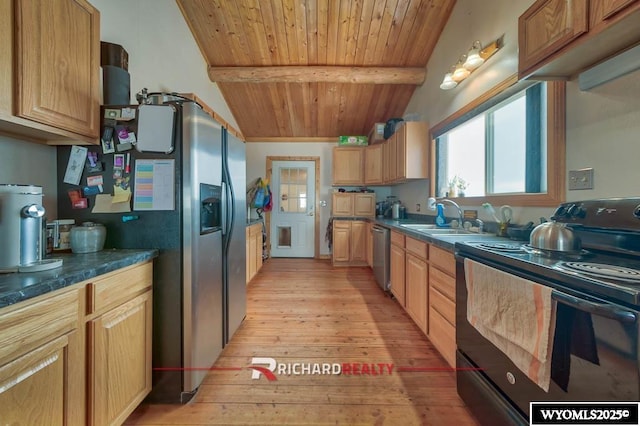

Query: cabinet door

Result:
[518,0,588,74]
[333,147,364,185]
[382,140,390,184]
[364,144,384,184]
[246,227,251,284]
[15,0,100,138]
[350,221,367,262]
[390,244,406,306]
[396,125,407,181]
[90,291,152,426]
[332,221,351,262]
[405,253,428,334]
[0,334,73,425]
[388,133,397,183]
[249,230,258,281]
[332,193,354,216]
[601,0,638,20]
[403,122,429,180]
[255,229,263,272]
[353,194,375,217]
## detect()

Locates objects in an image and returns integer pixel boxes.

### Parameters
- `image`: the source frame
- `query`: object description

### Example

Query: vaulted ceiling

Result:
[177,0,456,141]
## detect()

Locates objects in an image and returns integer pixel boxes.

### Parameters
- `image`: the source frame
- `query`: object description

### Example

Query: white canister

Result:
[70,222,106,253]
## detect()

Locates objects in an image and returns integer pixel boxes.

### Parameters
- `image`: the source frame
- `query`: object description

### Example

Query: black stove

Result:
[455,198,640,426]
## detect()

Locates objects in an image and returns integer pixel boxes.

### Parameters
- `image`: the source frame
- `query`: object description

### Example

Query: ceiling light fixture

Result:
[440,36,503,90]
[439,67,458,90]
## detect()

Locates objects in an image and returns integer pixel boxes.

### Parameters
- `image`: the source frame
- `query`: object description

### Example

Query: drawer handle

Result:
[0,353,59,395]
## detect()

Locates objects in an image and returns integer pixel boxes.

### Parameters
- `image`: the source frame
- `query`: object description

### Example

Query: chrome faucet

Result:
[475,218,484,234]
[428,198,464,228]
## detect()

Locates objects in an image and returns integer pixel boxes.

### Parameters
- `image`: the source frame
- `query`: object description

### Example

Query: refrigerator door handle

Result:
[221,181,228,235]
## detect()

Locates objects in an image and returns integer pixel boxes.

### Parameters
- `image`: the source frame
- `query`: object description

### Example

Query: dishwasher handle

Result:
[372,226,386,233]
[552,290,637,324]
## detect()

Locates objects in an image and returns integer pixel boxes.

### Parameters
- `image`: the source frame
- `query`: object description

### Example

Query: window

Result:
[431,78,565,207]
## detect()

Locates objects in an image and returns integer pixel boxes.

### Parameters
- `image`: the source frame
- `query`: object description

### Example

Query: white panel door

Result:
[270,161,315,258]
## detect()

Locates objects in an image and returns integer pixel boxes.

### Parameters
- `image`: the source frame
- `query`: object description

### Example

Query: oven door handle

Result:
[552,291,637,324]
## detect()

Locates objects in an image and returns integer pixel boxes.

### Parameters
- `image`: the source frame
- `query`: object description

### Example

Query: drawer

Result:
[390,231,405,247]
[405,236,428,260]
[430,285,455,326]
[334,220,351,229]
[88,262,153,314]
[429,265,455,301]
[0,289,78,365]
[428,306,456,368]
[430,245,455,276]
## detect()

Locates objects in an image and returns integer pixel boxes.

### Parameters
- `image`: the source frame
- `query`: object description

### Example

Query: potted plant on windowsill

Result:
[448,175,468,197]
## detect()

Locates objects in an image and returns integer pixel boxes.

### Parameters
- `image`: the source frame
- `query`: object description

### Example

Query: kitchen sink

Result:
[422,229,473,235]
[399,224,439,230]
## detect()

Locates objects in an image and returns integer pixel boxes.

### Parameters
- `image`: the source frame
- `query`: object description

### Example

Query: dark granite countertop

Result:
[0,249,158,309]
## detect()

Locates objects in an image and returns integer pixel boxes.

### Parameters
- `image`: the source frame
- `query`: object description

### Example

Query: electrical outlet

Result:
[568,168,594,190]
[416,203,421,212]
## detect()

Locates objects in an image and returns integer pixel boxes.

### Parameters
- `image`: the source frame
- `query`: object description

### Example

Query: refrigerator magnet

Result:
[114,154,125,170]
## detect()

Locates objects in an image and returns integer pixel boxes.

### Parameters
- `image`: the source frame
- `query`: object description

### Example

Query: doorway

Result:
[266,157,320,258]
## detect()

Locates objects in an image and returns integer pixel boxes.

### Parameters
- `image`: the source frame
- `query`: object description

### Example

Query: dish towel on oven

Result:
[465,259,558,392]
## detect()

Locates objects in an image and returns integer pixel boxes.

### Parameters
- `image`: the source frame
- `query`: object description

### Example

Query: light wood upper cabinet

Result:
[0,0,100,144]
[89,290,152,426]
[387,133,398,183]
[519,0,640,79]
[364,144,384,185]
[332,193,354,216]
[518,0,589,74]
[333,147,364,185]
[332,193,375,217]
[396,122,429,182]
[353,194,375,217]
[12,0,100,141]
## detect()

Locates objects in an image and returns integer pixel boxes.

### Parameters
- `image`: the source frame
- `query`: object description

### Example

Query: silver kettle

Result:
[529,220,581,252]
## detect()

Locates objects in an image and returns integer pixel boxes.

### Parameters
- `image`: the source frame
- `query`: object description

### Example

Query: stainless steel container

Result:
[0,184,44,270]
[529,221,582,252]
[392,202,401,219]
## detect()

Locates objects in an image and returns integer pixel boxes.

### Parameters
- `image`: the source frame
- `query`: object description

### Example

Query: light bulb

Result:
[464,41,484,70]
[440,72,457,90]
[452,57,470,82]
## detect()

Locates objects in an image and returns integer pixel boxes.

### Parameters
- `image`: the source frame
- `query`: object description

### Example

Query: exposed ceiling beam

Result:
[208,66,426,85]
[244,137,340,143]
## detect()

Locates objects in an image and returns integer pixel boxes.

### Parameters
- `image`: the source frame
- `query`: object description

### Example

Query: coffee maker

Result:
[0,185,62,273]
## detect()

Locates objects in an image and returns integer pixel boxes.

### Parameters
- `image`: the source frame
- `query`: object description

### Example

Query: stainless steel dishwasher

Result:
[372,225,390,291]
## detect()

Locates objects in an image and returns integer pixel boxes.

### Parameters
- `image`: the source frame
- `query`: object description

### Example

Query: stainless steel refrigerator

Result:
[56,99,246,403]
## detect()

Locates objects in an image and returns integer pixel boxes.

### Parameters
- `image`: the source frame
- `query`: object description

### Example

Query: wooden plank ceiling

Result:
[177,0,456,141]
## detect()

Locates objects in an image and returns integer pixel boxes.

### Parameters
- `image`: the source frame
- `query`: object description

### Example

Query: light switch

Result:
[568,168,594,190]
[320,200,327,207]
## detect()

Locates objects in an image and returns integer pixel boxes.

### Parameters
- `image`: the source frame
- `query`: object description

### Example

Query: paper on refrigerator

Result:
[133,159,175,210]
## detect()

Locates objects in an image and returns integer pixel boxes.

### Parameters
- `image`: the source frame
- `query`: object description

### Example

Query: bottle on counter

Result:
[435,203,447,227]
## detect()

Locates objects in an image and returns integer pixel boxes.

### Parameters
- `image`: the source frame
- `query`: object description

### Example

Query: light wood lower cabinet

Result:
[332,220,367,266]
[405,241,428,335]
[246,223,263,284]
[0,289,82,425]
[428,245,457,367]
[89,290,152,426]
[389,231,406,306]
[366,222,373,268]
[0,260,153,426]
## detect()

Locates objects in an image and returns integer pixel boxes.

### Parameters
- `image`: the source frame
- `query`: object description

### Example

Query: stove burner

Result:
[558,262,640,283]
[522,244,590,260]
[474,242,525,253]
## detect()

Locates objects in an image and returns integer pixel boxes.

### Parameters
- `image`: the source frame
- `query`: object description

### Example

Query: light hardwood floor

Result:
[126,258,479,425]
